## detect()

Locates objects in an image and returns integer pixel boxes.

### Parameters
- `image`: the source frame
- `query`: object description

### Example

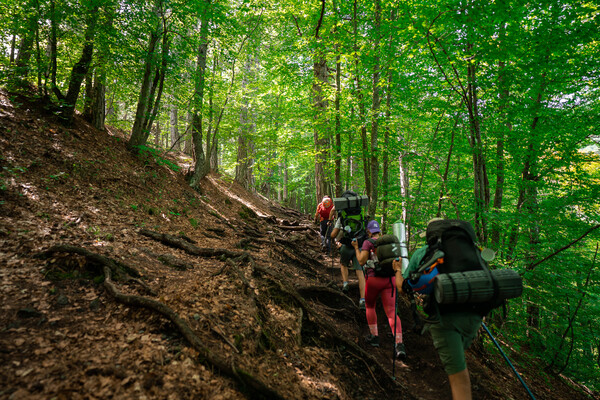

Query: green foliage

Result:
[1,163,27,193]
[135,145,180,172]
[86,225,114,242]
[2,0,600,390]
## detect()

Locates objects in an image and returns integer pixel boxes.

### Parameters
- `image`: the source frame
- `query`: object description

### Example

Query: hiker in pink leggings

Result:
[352,220,406,360]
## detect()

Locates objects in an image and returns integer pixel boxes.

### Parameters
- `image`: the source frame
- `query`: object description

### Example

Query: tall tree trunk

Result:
[313,56,330,200]
[333,41,342,197]
[48,0,58,98]
[13,8,37,83]
[368,0,381,218]
[10,34,16,64]
[205,41,217,169]
[83,71,94,121]
[170,104,180,151]
[283,158,289,203]
[33,4,42,94]
[380,9,396,231]
[140,31,169,143]
[381,74,391,232]
[189,16,210,189]
[128,26,161,149]
[183,112,193,155]
[46,1,99,124]
[436,109,460,217]
[57,5,99,125]
[90,75,106,130]
[154,121,161,147]
[466,51,490,242]
[346,106,356,191]
[490,59,509,250]
[210,137,218,171]
[89,4,115,131]
[490,12,510,250]
[312,0,329,201]
[236,57,254,189]
[353,0,370,198]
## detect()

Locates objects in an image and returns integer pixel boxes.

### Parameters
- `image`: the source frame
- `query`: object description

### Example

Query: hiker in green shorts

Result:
[394,242,482,400]
[331,215,366,310]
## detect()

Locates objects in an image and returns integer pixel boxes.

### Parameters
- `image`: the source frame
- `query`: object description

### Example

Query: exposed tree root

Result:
[126,276,158,296]
[139,228,411,397]
[139,228,245,258]
[236,238,262,250]
[250,262,413,397]
[277,225,314,231]
[157,254,190,270]
[38,245,286,400]
[295,285,357,320]
[36,244,140,278]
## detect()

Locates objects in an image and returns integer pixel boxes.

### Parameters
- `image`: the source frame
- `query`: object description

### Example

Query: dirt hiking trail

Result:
[0,88,596,399]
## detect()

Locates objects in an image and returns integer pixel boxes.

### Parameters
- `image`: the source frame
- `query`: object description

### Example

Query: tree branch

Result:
[527,225,600,270]
[314,0,326,39]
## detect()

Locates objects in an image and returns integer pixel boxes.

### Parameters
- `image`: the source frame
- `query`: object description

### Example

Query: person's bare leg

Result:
[341,264,349,285]
[448,368,472,400]
[355,269,366,299]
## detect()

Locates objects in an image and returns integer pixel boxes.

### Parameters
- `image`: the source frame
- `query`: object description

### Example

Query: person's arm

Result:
[330,227,340,239]
[404,245,428,279]
[330,217,341,239]
[352,239,369,266]
[393,259,405,293]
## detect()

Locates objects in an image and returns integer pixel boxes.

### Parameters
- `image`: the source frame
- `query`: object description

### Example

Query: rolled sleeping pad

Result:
[375,234,402,265]
[332,195,369,211]
[392,222,409,274]
[434,269,523,305]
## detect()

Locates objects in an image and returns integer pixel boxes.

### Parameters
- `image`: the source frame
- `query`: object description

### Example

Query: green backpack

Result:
[334,191,369,246]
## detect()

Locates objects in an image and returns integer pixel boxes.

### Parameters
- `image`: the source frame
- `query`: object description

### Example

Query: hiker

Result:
[314,195,334,252]
[353,220,406,360]
[330,191,367,310]
[393,219,483,400]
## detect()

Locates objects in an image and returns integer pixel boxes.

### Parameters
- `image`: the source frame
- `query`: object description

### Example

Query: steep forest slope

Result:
[0,88,597,400]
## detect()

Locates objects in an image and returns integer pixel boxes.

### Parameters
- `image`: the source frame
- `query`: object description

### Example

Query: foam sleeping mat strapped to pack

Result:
[333,195,369,211]
[434,269,523,305]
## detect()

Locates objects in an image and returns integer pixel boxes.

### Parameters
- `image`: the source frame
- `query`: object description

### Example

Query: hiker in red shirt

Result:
[314,196,334,252]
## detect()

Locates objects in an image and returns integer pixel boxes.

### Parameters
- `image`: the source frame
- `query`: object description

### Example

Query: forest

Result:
[1,0,599,394]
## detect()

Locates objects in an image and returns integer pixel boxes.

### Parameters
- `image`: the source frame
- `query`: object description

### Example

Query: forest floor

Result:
[0,87,598,400]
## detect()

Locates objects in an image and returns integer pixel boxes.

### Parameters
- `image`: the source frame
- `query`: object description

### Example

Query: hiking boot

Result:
[365,334,380,347]
[359,298,366,310]
[395,342,407,360]
[342,282,349,293]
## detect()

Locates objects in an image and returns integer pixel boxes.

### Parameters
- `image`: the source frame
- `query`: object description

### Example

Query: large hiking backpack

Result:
[408,219,522,317]
[366,235,402,277]
[333,191,369,247]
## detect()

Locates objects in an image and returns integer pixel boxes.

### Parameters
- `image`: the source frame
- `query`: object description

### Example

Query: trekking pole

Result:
[329,240,334,283]
[392,284,397,379]
[482,323,536,400]
[328,220,335,283]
